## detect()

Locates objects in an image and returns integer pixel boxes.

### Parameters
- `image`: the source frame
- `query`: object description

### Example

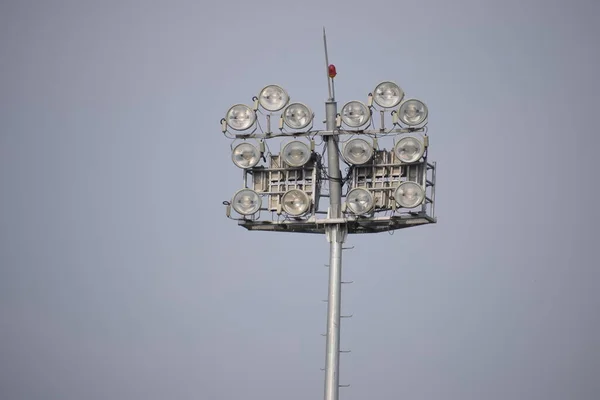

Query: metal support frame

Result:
[226,127,424,140]
[236,158,437,234]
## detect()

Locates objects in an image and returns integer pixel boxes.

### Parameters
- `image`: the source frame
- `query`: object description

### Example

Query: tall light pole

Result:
[220,31,437,400]
[323,29,344,400]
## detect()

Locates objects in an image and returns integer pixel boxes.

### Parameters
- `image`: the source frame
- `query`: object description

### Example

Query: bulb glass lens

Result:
[343,138,373,165]
[226,104,256,131]
[281,189,310,216]
[394,137,424,163]
[231,189,261,215]
[283,103,312,130]
[232,142,261,169]
[398,99,428,126]
[346,188,374,215]
[341,101,370,128]
[258,85,289,112]
[373,81,404,108]
[281,141,311,167]
[394,181,425,209]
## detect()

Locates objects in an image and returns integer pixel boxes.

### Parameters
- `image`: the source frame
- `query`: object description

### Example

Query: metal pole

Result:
[323,28,346,400]
[324,100,346,400]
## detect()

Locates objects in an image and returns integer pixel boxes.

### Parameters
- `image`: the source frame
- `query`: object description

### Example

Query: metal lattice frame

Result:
[232,149,437,234]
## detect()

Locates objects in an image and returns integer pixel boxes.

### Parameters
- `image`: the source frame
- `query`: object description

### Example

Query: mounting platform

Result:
[238,213,436,234]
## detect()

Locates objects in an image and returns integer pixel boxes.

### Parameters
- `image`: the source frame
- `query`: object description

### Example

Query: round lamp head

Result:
[373,81,404,108]
[232,142,261,169]
[346,188,374,215]
[341,101,370,128]
[258,85,289,112]
[394,182,425,209]
[281,189,310,216]
[226,104,256,131]
[343,138,373,165]
[231,189,262,215]
[281,141,311,167]
[394,136,425,163]
[282,103,313,130]
[397,99,428,126]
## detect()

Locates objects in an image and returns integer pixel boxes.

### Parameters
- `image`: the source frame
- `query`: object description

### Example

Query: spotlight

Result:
[394,181,425,209]
[225,104,256,131]
[281,141,311,167]
[281,189,310,216]
[282,103,313,130]
[341,101,370,128]
[373,81,404,108]
[397,99,428,126]
[258,85,289,112]
[394,136,425,163]
[231,142,261,169]
[346,188,374,215]
[231,189,262,215]
[342,138,373,165]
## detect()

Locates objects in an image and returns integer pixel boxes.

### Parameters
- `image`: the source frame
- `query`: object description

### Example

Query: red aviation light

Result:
[328,64,337,78]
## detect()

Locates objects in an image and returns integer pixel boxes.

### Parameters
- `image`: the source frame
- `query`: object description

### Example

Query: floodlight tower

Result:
[219,31,437,400]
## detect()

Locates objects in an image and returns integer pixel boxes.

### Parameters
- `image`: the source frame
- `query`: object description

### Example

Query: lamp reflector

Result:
[281,141,311,167]
[226,104,256,131]
[346,188,374,215]
[232,142,261,169]
[394,136,425,163]
[231,189,261,215]
[282,103,313,130]
[373,81,404,108]
[281,189,310,216]
[258,85,289,112]
[341,101,370,128]
[343,138,373,165]
[394,181,425,209]
[398,99,428,126]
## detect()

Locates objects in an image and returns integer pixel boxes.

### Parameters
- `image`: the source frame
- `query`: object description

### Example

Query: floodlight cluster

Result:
[223,84,315,136]
[221,82,433,221]
[336,81,429,130]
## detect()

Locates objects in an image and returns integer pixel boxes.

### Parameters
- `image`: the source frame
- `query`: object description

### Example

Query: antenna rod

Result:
[323,27,333,101]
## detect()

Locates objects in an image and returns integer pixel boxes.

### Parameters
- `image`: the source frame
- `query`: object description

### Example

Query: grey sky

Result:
[1,1,599,399]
